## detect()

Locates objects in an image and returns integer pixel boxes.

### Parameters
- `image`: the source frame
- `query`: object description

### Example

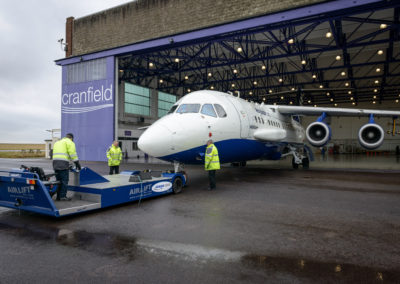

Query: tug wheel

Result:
[172,177,183,194]
[302,158,310,169]
[292,157,299,169]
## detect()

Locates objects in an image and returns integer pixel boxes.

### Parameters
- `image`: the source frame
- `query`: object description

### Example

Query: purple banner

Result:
[61,56,115,162]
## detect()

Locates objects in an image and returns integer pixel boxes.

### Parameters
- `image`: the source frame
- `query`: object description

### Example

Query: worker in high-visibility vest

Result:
[106,140,122,175]
[52,133,81,201]
[205,139,220,190]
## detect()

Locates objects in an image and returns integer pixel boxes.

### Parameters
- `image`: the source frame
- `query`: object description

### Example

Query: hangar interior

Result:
[56,0,400,161]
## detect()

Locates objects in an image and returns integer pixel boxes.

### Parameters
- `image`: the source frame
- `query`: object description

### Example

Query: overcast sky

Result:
[0,0,131,143]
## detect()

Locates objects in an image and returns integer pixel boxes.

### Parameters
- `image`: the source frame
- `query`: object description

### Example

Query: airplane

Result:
[137,90,400,172]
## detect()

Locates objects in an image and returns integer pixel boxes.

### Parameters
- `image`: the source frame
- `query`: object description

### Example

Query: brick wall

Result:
[70,0,328,56]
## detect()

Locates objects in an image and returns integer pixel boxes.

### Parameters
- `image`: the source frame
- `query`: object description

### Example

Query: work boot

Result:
[59,197,72,201]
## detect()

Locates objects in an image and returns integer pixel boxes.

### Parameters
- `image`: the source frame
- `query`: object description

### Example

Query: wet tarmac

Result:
[0,157,399,283]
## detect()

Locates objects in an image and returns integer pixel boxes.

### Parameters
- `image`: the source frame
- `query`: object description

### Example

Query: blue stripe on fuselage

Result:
[159,139,283,164]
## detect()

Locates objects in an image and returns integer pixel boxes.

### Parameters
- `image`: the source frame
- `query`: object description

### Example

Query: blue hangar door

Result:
[60,56,115,162]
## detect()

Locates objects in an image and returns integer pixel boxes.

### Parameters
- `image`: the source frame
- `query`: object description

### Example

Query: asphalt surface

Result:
[0,158,399,283]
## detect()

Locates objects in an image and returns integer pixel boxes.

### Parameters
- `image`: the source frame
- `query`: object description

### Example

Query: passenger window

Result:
[201,104,217,117]
[177,104,201,113]
[214,104,227,118]
[167,105,178,114]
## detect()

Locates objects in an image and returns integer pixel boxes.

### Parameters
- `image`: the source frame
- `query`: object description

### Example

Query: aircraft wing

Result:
[277,105,400,117]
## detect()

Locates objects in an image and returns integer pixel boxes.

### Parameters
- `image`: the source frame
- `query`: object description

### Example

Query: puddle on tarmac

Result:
[1,221,399,282]
[0,221,137,260]
[242,254,400,283]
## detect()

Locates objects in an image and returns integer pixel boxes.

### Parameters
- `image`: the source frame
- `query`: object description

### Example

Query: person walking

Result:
[52,133,81,201]
[205,139,220,190]
[106,140,122,175]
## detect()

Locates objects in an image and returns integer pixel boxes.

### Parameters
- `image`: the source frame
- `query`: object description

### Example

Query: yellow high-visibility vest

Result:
[53,137,78,162]
[106,145,122,166]
[205,143,220,170]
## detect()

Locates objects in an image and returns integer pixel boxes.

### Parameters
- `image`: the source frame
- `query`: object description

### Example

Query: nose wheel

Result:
[172,177,183,194]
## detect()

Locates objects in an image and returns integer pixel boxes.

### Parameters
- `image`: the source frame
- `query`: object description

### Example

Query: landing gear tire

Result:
[292,157,299,169]
[239,161,247,167]
[172,177,183,194]
[302,158,310,169]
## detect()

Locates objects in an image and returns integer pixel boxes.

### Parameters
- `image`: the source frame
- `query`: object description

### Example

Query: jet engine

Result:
[358,123,384,150]
[306,121,331,147]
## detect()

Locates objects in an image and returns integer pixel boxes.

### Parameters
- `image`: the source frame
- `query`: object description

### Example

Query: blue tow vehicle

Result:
[0,166,185,217]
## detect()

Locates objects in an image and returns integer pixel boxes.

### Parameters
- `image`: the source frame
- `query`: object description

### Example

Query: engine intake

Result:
[306,122,331,147]
[358,123,384,150]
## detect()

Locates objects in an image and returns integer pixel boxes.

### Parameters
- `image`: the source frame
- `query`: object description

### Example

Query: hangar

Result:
[55,0,400,161]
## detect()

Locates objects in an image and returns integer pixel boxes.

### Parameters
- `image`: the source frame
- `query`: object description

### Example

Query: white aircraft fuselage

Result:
[138,90,305,165]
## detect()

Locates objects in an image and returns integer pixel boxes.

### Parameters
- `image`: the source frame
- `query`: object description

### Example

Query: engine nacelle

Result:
[306,121,331,147]
[358,123,384,150]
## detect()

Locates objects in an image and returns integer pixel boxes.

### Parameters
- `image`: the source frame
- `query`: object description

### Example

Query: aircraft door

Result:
[226,96,250,138]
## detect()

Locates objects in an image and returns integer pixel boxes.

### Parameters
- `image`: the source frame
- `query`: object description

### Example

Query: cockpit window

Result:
[167,105,179,114]
[201,104,217,117]
[176,104,201,113]
[214,104,227,118]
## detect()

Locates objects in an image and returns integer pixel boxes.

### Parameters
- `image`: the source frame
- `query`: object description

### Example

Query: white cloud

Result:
[0,0,131,143]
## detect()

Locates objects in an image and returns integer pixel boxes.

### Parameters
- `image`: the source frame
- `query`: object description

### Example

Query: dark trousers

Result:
[109,166,119,175]
[55,169,69,199]
[208,170,216,189]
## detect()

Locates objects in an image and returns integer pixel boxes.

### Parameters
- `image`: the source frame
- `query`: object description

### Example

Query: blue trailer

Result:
[0,166,185,217]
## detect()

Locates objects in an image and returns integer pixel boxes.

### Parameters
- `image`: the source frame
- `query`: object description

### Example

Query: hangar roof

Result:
[57,0,400,106]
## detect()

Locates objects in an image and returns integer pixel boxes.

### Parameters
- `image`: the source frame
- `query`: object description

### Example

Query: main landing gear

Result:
[282,145,310,169]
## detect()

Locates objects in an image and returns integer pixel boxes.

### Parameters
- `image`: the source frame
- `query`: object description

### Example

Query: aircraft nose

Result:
[138,124,173,157]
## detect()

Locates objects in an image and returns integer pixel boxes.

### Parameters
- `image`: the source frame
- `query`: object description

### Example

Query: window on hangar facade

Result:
[66,58,106,84]
[124,83,150,116]
[158,91,176,117]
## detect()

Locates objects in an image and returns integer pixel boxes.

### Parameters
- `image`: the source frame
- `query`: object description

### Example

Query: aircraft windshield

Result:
[167,105,178,114]
[176,104,201,113]
[201,104,217,117]
[214,104,227,117]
